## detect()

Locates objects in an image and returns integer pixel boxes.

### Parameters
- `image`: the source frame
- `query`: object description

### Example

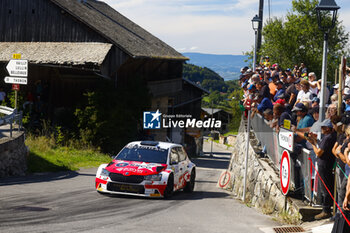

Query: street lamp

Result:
[252,15,261,71]
[315,0,340,122]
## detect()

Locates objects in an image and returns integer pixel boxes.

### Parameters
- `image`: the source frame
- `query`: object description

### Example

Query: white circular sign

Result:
[280,150,291,195]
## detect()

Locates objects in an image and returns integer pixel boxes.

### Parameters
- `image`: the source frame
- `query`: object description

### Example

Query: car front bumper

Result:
[95,177,167,197]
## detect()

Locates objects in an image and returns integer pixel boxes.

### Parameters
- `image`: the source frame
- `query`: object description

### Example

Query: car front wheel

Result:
[184,169,195,193]
[163,174,174,199]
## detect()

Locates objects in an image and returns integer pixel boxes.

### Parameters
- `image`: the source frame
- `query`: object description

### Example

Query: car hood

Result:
[106,160,167,176]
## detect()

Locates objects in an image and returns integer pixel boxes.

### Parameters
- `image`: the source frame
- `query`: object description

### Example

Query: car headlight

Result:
[144,174,162,181]
[100,168,110,177]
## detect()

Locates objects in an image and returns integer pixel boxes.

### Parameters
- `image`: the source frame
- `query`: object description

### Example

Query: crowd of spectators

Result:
[239,57,350,223]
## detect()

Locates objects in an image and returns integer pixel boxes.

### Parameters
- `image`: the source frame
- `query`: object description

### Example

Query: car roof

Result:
[126,141,182,150]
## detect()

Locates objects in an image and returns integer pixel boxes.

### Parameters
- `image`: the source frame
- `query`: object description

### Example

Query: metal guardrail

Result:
[0,106,23,138]
[250,113,315,203]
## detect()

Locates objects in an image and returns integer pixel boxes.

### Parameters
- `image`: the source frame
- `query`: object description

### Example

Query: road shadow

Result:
[0,170,80,186]
[192,156,230,170]
[203,152,232,156]
[97,190,230,201]
[171,190,230,200]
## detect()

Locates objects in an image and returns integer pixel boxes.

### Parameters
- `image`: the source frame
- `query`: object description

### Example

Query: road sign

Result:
[12,54,21,59]
[6,59,28,77]
[280,150,291,195]
[279,128,294,152]
[4,76,28,85]
[283,119,291,130]
[12,84,20,91]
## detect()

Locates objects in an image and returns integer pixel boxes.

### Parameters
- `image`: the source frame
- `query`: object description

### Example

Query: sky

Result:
[102,0,350,55]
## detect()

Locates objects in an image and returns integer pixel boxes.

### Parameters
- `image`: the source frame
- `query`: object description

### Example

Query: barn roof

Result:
[183,78,210,94]
[50,0,188,61]
[202,108,224,115]
[0,42,112,66]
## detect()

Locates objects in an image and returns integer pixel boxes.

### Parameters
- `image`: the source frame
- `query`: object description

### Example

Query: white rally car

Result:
[95,141,196,198]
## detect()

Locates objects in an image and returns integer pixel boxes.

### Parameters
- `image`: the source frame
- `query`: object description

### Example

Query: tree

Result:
[208,91,223,105]
[74,77,151,153]
[260,0,349,82]
[183,63,228,92]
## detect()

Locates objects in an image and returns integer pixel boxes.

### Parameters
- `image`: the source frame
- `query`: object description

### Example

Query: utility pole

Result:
[257,0,264,53]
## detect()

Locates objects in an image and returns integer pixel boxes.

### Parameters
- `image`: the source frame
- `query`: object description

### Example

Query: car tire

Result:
[164,174,174,199]
[184,169,195,193]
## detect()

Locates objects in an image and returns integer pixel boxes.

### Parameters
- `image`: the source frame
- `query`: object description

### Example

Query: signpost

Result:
[6,60,28,77]
[278,128,294,152]
[280,150,291,195]
[4,76,28,85]
[4,55,28,109]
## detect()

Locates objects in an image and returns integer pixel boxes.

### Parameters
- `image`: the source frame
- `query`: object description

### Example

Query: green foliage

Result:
[260,0,349,82]
[208,90,224,104]
[228,88,244,131]
[201,80,243,133]
[21,76,150,155]
[26,134,111,172]
[55,126,64,145]
[183,63,228,92]
[226,80,241,93]
[5,90,24,109]
[74,77,151,153]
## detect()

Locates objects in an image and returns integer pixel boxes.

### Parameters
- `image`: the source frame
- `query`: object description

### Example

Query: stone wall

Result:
[226,135,236,145]
[219,135,236,145]
[0,132,28,178]
[224,119,300,219]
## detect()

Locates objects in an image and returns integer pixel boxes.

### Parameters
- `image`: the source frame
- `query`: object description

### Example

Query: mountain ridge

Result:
[183,52,249,81]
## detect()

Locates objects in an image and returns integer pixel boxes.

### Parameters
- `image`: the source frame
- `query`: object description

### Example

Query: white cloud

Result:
[101,0,350,55]
[233,0,259,10]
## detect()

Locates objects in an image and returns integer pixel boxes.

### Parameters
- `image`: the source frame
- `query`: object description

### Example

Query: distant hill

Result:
[183,64,226,92]
[183,53,248,81]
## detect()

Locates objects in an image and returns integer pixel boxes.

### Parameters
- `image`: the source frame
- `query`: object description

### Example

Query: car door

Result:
[177,147,188,188]
[169,147,180,190]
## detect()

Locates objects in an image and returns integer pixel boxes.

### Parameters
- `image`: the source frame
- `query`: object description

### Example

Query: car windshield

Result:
[115,146,168,164]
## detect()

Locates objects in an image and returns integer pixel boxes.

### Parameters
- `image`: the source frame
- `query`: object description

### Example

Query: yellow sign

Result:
[283,119,291,130]
[12,54,21,59]
[150,193,161,197]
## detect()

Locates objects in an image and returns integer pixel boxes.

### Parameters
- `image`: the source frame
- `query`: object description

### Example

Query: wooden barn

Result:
[0,0,207,150]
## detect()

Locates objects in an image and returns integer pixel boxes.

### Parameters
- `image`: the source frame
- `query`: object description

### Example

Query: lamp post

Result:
[315,0,340,122]
[252,15,261,71]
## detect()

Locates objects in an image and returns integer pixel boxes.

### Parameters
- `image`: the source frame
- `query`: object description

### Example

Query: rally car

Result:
[95,141,196,198]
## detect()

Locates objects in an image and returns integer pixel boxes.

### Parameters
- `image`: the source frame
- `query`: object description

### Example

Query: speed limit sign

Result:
[280,150,291,195]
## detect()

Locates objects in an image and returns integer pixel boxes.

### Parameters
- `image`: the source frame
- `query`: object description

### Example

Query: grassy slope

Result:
[26,136,112,173]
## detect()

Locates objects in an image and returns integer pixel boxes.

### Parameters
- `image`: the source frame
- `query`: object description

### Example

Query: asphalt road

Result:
[0,141,277,233]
